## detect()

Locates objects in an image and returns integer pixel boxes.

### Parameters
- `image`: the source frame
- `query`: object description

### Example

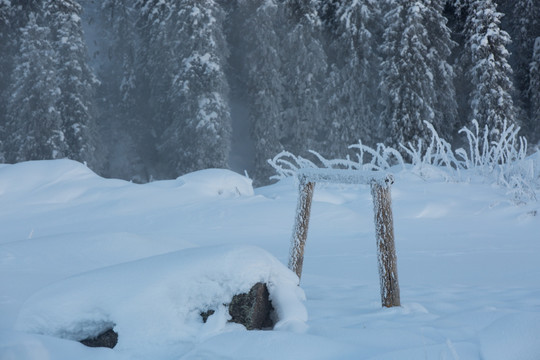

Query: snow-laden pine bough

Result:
[268,160,401,308]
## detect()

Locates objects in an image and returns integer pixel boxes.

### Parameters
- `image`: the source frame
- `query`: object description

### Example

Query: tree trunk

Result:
[288,176,315,281]
[371,180,400,307]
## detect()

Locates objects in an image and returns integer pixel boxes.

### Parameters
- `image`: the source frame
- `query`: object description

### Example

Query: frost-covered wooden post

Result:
[371,176,400,307]
[289,175,315,280]
[286,168,400,307]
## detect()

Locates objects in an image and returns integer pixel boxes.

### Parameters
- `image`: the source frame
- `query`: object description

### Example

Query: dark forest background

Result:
[0,0,538,185]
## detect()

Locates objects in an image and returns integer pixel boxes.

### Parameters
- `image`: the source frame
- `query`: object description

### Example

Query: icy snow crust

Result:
[1,159,540,359]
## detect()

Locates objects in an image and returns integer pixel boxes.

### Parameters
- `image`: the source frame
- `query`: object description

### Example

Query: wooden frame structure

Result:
[288,169,401,308]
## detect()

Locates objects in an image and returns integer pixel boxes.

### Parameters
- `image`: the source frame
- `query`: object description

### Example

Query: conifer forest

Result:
[0,0,538,185]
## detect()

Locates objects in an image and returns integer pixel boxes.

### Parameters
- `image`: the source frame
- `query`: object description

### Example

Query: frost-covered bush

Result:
[456,120,536,203]
[269,121,538,204]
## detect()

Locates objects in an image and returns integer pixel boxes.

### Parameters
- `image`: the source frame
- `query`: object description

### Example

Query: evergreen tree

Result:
[323,0,382,154]
[379,0,457,148]
[100,0,145,180]
[0,1,10,39]
[530,38,540,142]
[280,0,327,156]
[509,0,540,140]
[2,0,536,180]
[425,0,458,140]
[44,0,101,169]
[0,0,13,160]
[444,0,469,134]
[0,1,12,100]
[136,0,176,177]
[4,12,67,162]
[462,0,515,140]
[159,0,231,176]
[238,0,286,184]
[101,0,138,110]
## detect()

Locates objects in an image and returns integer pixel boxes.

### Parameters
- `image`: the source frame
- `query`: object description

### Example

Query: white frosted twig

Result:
[268,120,537,203]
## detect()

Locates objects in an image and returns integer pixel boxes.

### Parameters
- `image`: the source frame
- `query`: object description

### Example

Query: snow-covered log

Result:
[296,168,392,186]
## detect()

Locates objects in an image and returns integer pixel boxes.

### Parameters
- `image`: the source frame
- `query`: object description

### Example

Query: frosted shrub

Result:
[269,121,538,204]
[433,122,532,202]
[400,121,462,181]
[457,120,525,171]
[268,143,405,182]
[456,120,536,203]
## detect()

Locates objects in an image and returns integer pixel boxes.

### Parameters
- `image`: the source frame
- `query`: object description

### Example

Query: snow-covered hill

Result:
[0,159,539,359]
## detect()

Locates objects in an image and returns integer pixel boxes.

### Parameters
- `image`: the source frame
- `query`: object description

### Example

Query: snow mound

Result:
[175,168,254,197]
[15,245,306,352]
[0,159,98,196]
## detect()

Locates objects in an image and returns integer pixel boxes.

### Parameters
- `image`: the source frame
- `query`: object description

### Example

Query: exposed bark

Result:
[288,176,315,281]
[371,179,400,307]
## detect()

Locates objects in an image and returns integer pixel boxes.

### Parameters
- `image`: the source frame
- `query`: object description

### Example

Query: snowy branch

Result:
[269,121,538,204]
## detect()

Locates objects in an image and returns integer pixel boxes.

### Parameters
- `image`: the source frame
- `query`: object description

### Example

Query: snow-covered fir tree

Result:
[509,0,540,141]
[1,0,538,183]
[0,1,12,92]
[0,1,10,56]
[159,0,231,176]
[323,0,382,153]
[0,0,13,158]
[425,0,458,141]
[462,0,515,140]
[530,38,540,141]
[44,0,101,169]
[379,0,457,149]
[444,0,469,134]
[135,0,176,178]
[100,0,146,180]
[4,12,67,162]
[279,0,327,156]
[236,0,286,184]
[101,0,138,110]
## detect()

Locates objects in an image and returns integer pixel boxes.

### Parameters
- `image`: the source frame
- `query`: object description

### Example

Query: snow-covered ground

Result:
[0,159,539,359]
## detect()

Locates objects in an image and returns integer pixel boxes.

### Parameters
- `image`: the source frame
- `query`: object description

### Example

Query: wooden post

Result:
[288,175,315,281]
[371,177,400,307]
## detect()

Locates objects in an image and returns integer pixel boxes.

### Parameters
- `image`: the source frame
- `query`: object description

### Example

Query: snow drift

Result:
[1,158,539,360]
[15,245,306,352]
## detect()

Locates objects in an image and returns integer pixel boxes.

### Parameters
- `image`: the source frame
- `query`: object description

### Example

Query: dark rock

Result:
[228,282,274,330]
[200,309,215,323]
[80,328,118,349]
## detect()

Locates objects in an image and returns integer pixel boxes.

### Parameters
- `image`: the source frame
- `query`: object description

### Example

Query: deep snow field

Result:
[0,159,539,359]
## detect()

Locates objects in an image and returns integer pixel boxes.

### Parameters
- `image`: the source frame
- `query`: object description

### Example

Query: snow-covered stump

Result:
[371,177,400,307]
[289,175,315,280]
